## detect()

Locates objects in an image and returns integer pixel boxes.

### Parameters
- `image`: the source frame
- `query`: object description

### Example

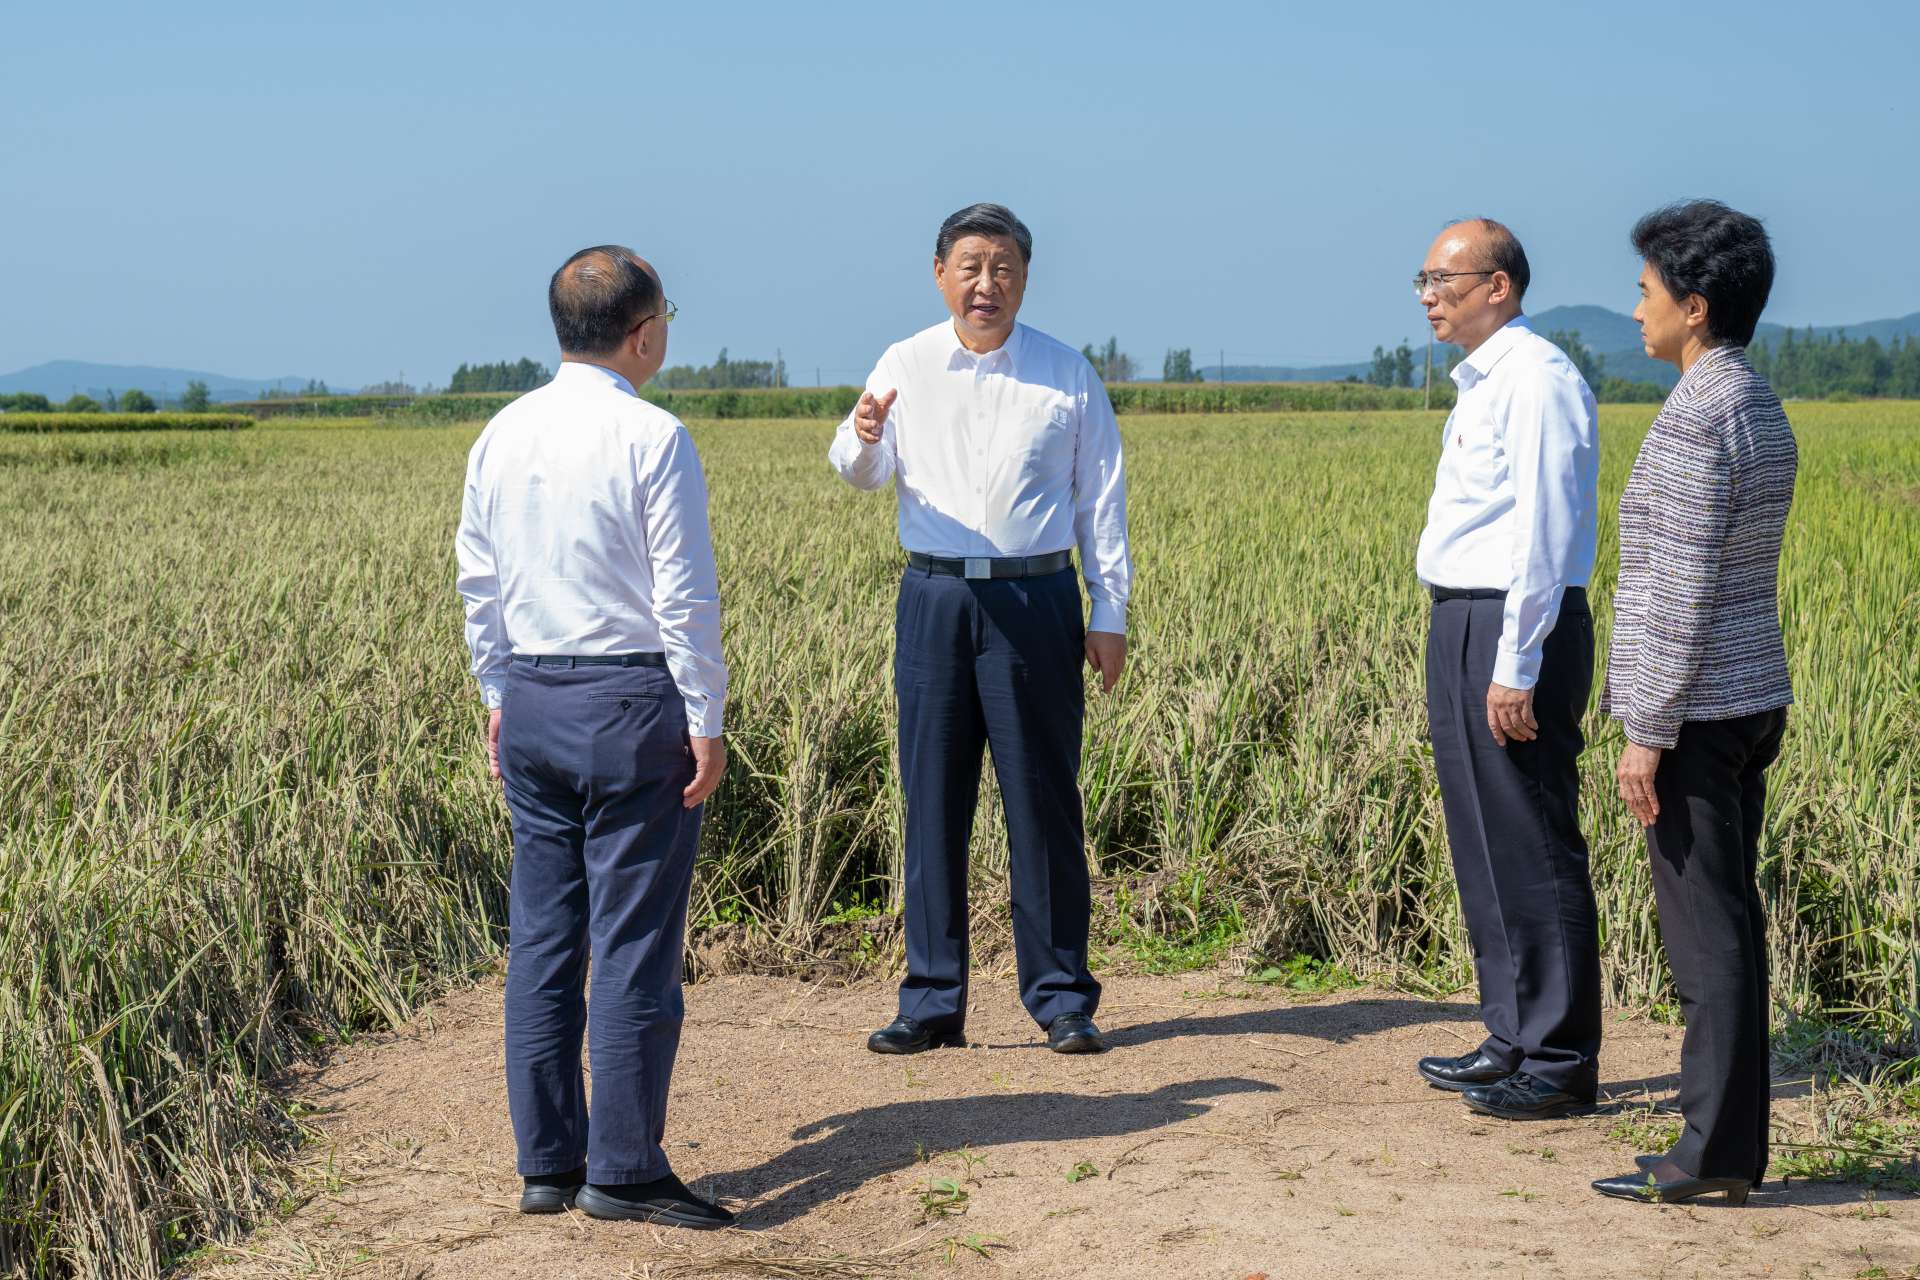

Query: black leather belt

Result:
[907,549,1074,580]
[1429,586,1587,605]
[511,652,668,668]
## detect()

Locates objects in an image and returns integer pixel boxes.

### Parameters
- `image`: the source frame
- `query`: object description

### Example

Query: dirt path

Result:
[199,972,1917,1280]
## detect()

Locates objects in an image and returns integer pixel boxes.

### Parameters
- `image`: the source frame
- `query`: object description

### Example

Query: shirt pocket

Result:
[1019,399,1077,474]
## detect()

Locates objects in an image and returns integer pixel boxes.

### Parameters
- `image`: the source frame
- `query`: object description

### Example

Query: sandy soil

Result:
[196,971,1918,1280]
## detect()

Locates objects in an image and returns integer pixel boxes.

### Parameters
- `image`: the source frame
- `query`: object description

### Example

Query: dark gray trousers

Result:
[1647,707,1787,1182]
[1426,591,1601,1095]
[499,658,699,1184]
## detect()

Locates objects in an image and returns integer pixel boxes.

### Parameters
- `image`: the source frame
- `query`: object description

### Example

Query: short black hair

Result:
[1447,217,1531,303]
[935,203,1032,264]
[548,245,661,355]
[1630,200,1774,347]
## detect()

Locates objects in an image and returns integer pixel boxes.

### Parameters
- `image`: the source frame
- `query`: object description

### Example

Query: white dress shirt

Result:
[455,361,728,736]
[826,321,1132,634]
[1415,317,1598,689]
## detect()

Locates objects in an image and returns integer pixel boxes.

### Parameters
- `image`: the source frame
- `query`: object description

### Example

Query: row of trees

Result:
[656,349,787,389]
[0,381,215,413]
[449,360,549,393]
[1750,330,1920,399]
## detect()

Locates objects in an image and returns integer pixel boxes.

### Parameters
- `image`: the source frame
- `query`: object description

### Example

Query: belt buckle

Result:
[963,557,992,580]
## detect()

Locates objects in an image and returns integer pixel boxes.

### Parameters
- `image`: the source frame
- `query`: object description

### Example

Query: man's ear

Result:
[1684,293,1711,333]
[1487,271,1513,307]
[933,255,947,289]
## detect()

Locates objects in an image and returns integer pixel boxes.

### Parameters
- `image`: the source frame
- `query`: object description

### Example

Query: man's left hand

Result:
[487,709,503,780]
[1616,742,1663,827]
[1486,681,1538,746]
[1086,631,1127,694]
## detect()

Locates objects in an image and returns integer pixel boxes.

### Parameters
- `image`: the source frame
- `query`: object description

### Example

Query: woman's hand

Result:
[1616,742,1663,826]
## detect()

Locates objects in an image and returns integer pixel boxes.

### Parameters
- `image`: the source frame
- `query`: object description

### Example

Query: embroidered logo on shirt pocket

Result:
[1048,404,1073,428]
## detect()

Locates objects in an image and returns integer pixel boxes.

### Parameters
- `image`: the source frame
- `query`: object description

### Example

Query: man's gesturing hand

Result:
[487,709,503,780]
[1486,681,1538,746]
[684,735,727,809]
[1085,631,1127,694]
[853,388,897,445]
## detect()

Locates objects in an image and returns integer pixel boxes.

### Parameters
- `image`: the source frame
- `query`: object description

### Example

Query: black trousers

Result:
[1427,592,1601,1094]
[1646,707,1787,1181]
[893,566,1099,1030]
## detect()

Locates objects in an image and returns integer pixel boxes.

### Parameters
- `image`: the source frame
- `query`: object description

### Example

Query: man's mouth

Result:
[969,300,1000,317]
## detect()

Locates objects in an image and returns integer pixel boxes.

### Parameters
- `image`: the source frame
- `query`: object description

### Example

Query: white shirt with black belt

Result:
[1416,317,1599,689]
[827,321,1132,634]
[455,360,728,736]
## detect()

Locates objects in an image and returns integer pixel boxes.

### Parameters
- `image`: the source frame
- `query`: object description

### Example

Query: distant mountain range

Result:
[1203,305,1920,389]
[10,305,1920,403]
[0,360,342,404]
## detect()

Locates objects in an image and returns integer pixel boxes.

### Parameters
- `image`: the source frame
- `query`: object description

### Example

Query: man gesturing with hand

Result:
[830,202,1132,1056]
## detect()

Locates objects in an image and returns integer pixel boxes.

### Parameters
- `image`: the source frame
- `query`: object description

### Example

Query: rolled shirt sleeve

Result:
[1626,410,1730,749]
[827,353,899,490]
[1073,377,1132,635]
[454,448,510,708]
[1494,366,1597,689]
[644,425,729,738]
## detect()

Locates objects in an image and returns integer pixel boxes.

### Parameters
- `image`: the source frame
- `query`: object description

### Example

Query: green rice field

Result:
[1,402,1915,1276]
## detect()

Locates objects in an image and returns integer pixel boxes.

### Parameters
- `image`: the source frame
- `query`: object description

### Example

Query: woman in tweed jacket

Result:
[1592,201,1797,1207]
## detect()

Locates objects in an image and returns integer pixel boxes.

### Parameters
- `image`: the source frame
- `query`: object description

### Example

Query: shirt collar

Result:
[944,321,1024,376]
[1676,342,1745,392]
[1451,315,1532,390]
[555,359,639,397]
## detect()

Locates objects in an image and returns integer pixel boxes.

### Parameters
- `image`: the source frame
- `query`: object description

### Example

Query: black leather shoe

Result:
[1417,1049,1512,1092]
[518,1167,585,1214]
[1046,1012,1108,1054]
[1592,1170,1751,1205]
[1460,1071,1595,1120]
[866,1015,965,1054]
[575,1174,735,1229]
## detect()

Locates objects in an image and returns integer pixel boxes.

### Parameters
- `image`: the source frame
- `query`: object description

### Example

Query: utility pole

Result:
[1424,335,1433,411]
[1219,348,1225,384]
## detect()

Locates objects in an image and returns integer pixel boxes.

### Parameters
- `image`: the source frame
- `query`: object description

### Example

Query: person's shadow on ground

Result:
[1101,996,1480,1050]
[709,1076,1278,1228]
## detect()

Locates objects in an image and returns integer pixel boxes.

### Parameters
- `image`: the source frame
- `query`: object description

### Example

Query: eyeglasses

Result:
[1413,270,1494,298]
[634,299,677,331]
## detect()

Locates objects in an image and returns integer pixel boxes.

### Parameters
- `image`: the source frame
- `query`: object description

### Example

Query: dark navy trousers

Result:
[499,658,699,1184]
[1426,592,1602,1095]
[894,566,1100,1030]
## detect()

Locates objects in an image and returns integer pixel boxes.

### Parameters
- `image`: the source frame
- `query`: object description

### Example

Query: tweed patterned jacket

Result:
[1601,345,1797,749]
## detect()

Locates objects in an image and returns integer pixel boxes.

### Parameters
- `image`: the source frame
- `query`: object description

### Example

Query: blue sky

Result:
[3,1,1915,387]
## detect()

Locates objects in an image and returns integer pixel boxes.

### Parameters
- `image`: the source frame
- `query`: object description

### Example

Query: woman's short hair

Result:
[1630,201,1774,347]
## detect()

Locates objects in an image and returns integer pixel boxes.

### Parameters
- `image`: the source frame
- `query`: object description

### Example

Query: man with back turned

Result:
[1411,218,1604,1119]
[829,203,1132,1056]
[455,246,732,1227]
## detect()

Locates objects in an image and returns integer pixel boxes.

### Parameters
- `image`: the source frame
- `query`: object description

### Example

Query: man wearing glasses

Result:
[1410,219,1603,1121]
[456,246,732,1228]
[829,203,1131,1057]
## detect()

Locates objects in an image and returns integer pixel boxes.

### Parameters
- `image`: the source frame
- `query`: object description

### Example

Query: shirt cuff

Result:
[480,680,503,710]
[686,698,724,739]
[1491,648,1539,691]
[1088,601,1126,635]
